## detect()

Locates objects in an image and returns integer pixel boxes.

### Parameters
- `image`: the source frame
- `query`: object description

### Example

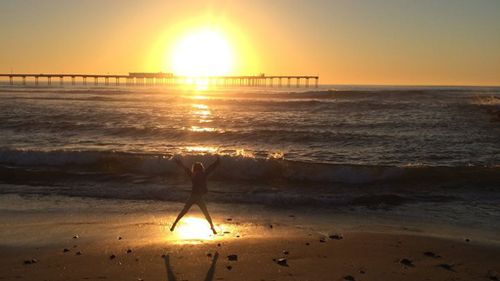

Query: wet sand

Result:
[0,195,499,281]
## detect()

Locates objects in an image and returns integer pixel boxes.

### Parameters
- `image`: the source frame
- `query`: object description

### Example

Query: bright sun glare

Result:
[174,217,215,241]
[171,29,234,77]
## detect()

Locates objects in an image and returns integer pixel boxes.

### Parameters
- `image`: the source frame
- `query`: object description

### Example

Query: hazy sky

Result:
[1,0,499,85]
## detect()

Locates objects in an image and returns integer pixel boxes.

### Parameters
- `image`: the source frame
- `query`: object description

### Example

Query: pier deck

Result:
[0,73,319,88]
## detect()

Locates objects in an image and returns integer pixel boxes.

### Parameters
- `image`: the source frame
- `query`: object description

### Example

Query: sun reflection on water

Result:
[184,146,218,154]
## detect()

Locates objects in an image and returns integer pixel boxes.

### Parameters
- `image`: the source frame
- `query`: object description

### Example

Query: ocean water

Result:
[0,84,499,216]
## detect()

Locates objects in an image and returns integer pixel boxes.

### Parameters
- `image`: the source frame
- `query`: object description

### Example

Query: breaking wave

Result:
[1,149,499,185]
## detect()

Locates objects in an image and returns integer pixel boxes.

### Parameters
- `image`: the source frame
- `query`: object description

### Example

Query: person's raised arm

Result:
[174,157,192,177]
[205,155,220,175]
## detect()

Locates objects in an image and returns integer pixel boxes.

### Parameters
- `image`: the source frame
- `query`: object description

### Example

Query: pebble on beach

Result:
[227,254,238,261]
[109,254,116,260]
[329,234,343,240]
[63,248,70,253]
[423,251,441,258]
[438,263,456,272]
[276,258,288,267]
[23,258,37,265]
[343,275,355,281]
[399,258,415,267]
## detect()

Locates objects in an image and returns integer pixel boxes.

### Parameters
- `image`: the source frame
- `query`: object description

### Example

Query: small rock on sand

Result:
[399,258,414,267]
[126,249,132,254]
[226,265,232,270]
[109,254,116,260]
[423,251,440,258]
[465,238,470,242]
[329,234,343,240]
[227,254,238,261]
[63,248,70,253]
[269,224,273,228]
[437,263,456,272]
[283,250,289,255]
[277,258,288,267]
[118,236,122,240]
[217,243,221,247]
[207,253,212,257]
[226,218,232,221]
[76,251,82,256]
[73,235,79,239]
[319,238,326,243]
[305,242,310,246]
[23,258,37,265]
[343,275,355,281]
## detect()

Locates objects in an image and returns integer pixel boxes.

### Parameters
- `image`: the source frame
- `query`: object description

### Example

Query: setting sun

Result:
[171,28,234,77]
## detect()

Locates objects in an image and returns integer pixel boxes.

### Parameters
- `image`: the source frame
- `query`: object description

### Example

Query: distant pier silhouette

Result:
[0,72,319,88]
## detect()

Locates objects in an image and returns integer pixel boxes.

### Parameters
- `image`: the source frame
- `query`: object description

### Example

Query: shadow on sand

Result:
[163,252,219,281]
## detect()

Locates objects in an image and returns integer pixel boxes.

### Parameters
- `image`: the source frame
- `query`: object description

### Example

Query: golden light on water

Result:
[191,104,211,120]
[184,146,218,154]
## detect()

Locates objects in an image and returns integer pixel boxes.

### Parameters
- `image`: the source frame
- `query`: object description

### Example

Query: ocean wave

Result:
[1,149,499,185]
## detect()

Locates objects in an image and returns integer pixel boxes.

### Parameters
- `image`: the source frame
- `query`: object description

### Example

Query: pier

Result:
[0,73,319,88]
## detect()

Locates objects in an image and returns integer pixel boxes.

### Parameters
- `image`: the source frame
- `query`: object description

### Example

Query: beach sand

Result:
[0,195,499,281]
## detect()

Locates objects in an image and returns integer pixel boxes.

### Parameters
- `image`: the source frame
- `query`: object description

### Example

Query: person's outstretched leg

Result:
[197,199,216,234]
[170,201,193,231]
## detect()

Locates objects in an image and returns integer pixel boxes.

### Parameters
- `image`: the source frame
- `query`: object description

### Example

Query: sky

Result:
[1,0,499,86]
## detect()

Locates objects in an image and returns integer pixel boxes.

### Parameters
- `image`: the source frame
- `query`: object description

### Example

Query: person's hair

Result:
[192,162,205,173]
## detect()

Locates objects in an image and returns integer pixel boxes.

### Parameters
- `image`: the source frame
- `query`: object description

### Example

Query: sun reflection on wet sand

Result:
[164,217,237,244]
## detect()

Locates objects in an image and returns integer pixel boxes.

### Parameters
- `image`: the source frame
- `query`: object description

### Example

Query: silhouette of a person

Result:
[164,252,218,281]
[170,155,220,234]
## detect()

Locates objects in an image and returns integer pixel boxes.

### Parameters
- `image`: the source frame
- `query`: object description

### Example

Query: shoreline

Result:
[0,194,499,280]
